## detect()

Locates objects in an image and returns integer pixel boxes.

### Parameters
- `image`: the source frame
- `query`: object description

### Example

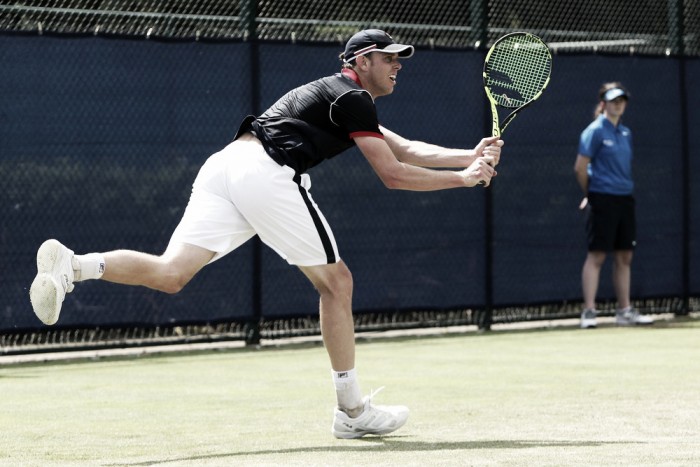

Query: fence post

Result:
[471,0,493,331]
[241,0,265,343]
[669,0,690,315]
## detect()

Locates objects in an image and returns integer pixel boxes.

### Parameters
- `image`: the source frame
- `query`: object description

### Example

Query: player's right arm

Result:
[333,85,496,189]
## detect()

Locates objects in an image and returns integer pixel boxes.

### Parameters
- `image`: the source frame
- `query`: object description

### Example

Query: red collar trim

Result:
[341,68,363,87]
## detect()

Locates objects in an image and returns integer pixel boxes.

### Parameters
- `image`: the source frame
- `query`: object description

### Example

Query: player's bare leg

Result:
[299,262,356,374]
[300,261,409,439]
[101,242,215,293]
[30,239,214,325]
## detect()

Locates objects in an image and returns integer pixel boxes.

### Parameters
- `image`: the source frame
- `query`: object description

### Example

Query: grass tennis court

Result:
[2,318,699,466]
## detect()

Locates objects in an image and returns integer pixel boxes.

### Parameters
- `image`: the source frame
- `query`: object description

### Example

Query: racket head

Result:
[483,32,552,110]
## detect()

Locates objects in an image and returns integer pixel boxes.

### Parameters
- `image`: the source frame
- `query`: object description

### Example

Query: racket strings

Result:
[486,34,551,107]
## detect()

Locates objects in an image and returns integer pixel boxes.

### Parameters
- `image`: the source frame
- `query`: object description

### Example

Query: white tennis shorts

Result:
[170,135,340,266]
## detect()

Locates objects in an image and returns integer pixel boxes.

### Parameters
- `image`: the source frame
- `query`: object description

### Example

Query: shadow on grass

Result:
[108,438,642,466]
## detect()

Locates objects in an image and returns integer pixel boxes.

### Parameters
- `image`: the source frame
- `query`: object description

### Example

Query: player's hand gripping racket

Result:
[479,32,552,184]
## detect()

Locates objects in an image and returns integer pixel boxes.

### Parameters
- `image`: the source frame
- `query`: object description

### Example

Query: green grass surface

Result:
[2,319,699,466]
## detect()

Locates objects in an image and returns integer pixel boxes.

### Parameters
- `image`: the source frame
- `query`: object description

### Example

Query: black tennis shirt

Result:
[235,70,383,174]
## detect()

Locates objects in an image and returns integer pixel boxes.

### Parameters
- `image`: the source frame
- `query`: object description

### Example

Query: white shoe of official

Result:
[615,308,654,326]
[580,308,598,329]
[332,387,409,439]
[29,239,76,325]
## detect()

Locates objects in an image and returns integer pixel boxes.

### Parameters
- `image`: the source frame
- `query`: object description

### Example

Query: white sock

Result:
[73,253,105,281]
[332,368,363,414]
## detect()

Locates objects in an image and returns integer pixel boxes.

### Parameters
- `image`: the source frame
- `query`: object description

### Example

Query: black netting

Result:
[1,1,699,353]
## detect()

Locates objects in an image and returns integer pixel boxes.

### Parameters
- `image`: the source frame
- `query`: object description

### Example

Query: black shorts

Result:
[586,192,636,251]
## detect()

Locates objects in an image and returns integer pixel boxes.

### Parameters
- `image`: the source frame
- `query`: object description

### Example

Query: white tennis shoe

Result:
[29,239,76,325]
[580,308,598,329]
[615,307,654,326]
[332,387,409,439]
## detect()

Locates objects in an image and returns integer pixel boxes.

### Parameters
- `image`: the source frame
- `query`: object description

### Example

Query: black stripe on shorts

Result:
[293,174,336,264]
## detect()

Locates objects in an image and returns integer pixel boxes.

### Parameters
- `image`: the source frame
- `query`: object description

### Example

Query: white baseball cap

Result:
[603,88,629,102]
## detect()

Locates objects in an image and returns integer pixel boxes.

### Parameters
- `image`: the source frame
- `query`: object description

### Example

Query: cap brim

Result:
[375,44,415,58]
[603,88,628,101]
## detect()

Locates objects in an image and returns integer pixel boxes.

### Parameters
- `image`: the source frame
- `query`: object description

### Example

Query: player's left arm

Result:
[379,125,503,168]
[354,135,496,190]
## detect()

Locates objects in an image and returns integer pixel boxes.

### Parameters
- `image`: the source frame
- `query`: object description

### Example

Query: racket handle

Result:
[477,125,500,187]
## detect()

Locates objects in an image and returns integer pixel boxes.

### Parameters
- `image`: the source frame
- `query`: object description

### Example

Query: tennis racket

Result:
[483,32,552,137]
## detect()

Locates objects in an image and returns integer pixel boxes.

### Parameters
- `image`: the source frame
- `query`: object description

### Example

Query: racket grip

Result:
[477,126,500,186]
[477,159,495,187]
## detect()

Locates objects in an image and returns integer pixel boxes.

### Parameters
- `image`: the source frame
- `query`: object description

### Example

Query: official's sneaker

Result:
[332,387,409,439]
[29,239,76,325]
[580,308,598,329]
[615,307,654,326]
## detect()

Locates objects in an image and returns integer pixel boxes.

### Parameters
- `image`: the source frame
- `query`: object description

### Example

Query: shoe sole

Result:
[30,239,71,325]
[332,412,409,439]
[37,239,66,273]
[29,273,61,325]
[332,425,407,439]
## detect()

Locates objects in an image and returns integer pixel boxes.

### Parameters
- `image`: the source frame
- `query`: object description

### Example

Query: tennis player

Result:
[30,29,503,439]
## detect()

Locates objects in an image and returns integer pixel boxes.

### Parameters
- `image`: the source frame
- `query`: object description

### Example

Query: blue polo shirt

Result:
[578,114,634,195]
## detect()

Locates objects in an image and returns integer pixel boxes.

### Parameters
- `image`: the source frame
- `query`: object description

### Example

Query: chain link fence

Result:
[1,0,698,55]
[1,1,698,353]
